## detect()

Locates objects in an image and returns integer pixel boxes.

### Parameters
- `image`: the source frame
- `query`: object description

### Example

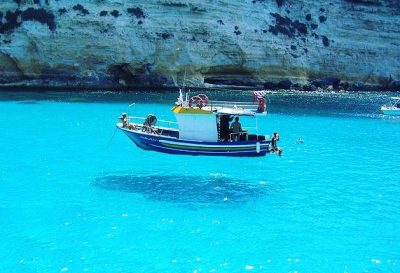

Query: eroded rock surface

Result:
[0,0,399,89]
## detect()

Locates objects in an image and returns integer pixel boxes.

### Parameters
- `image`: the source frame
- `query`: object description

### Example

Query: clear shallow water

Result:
[0,90,399,273]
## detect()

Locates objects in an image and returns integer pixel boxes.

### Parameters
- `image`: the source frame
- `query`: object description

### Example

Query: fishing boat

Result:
[381,97,400,116]
[116,90,282,157]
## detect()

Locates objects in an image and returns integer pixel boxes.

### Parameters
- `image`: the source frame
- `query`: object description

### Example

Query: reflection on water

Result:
[93,174,272,204]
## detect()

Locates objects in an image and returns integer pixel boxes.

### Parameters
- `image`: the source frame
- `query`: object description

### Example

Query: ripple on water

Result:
[92,174,273,204]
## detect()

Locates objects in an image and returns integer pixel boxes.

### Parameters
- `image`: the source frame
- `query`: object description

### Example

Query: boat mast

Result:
[176,70,187,106]
[256,115,258,135]
[182,70,188,103]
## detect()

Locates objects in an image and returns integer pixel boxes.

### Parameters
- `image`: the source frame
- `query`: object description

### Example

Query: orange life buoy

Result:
[189,95,205,108]
[197,94,209,106]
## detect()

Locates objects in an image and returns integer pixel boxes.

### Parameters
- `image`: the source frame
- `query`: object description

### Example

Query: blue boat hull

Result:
[118,127,270,157]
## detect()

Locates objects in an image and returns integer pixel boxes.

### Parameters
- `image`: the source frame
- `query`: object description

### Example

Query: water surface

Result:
[0,90,399,273]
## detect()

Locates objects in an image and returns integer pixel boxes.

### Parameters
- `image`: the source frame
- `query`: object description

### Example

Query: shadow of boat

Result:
[92,174,272,204]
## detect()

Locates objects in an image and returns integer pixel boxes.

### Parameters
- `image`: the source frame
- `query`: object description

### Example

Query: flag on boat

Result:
[253,90,267,101]
[252,91,267,113]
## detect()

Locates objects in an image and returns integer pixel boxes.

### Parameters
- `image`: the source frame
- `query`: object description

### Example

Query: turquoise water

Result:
[0,91,399,273]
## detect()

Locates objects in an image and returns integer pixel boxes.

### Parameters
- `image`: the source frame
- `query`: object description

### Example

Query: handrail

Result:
[127,116,178,124]
[211,100,255,104]
[229,131,248,141]
[208,101,258,109]
[211,104,256,107]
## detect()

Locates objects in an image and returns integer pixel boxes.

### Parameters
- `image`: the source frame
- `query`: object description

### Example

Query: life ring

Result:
[189,95,204,108]
[197,94,209,106]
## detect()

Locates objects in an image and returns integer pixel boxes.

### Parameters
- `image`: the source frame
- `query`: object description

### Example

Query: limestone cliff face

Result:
[0,0,399,89]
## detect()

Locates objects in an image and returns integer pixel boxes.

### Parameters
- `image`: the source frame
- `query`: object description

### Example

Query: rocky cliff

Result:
[0,0,399,90]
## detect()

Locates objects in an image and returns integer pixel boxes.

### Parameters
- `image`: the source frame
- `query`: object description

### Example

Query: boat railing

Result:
[242,126,257,131]
[127,116,178,129]
[208,100,257,109]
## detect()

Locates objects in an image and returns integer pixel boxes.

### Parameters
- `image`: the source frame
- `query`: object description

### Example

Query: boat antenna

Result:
[176,70,188,106]
[182,70,187,97]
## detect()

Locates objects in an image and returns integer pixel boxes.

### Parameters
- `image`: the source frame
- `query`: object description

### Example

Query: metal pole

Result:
[256,116,258,135]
